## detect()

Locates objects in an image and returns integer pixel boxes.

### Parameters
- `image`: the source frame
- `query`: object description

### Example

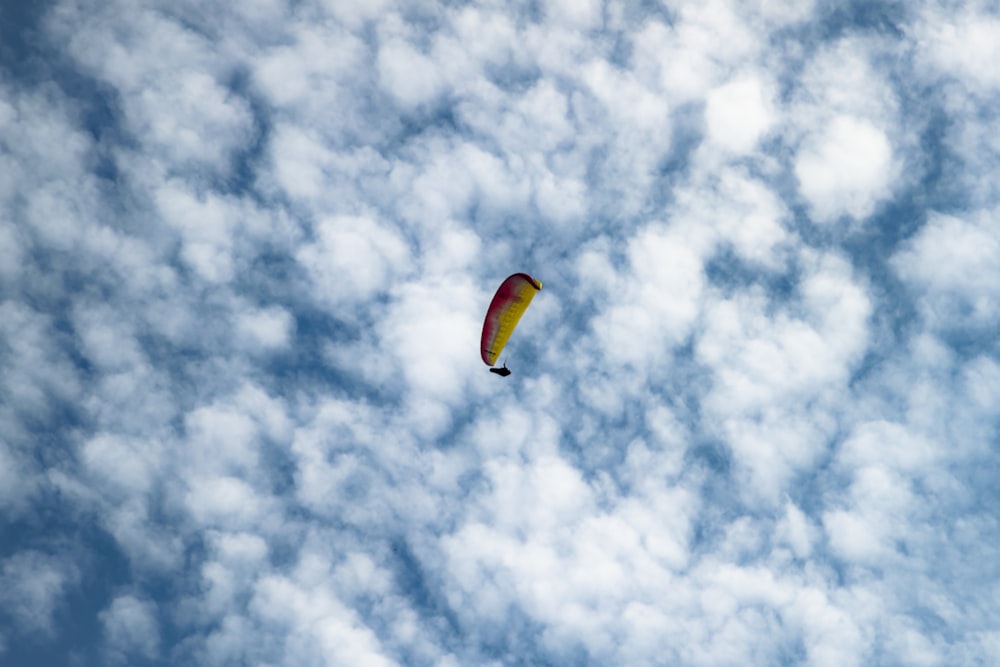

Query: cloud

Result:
[795,114,897,222]
[0,440,35,514]
[705,74,776,154]
[783,35,907,224]
[378,34,447,110]
[633,2,759,102]
[893,209,1000,332]
[81,433,163,498]
[590,223,705,371]
[0,551,79,637]
[234,304,295,352]
[3,0,1000,665]
[249,548,402,667]
[49,0,255,173]
[915,7,1000,94]
[696,252,871,504]
[297,215,412,308]
[775,500,818,559]
[0,300,82,440]
[100,594,160,664]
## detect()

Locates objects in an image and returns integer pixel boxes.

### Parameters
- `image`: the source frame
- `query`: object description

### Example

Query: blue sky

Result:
[2,0,1000,665]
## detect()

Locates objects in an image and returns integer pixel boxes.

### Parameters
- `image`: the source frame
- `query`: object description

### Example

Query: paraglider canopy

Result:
[481,273,542,374]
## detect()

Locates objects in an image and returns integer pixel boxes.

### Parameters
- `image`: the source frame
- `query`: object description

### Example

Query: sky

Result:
[1,0,1000,665]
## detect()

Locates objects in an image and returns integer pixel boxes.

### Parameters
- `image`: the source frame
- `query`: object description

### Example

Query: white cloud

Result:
[0,301,81,423]
[50,0,255,172]
[576,59,674,214]
[0,552,78,636]
[74,304,146,373]
[447,6,518,68]
[909,9,1000,202]
[97,498,186,573]
[806,40,896,113]
[289,397,425,526]
[154,182,278,285]
[378,277,481,407]
[254,23,367,117]
[378,37,447,109]
[823,465,914,565]
[783,36,908,223]
[0,441,35,514]
[544,0,602,30]
[916,9,1000,93]
[697,253,871,504]
[186,476,269,527]
[591,224,706,370]
[322,0,390,30]
[250,550,401,667]
[705,74,776,154]
[837,420,942,475]
[82,433,163,497]
[235,305,294,352]
[297,215,411,307]
[893,210,1000,330]
[790,587,869,667]
[634,1,758,102]
[100,595,161,664]
[454,78,587,226]
[748,0,817,25]
[775,500,817,559]
[140,71,254,169]
[673,168,791,267]
[0,85,96,258]
[795,115,897,222]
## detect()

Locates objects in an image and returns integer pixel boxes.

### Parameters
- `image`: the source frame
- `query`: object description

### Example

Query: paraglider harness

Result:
[489,361,511,377]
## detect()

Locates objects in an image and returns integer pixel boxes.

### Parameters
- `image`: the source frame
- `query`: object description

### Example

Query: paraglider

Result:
[489,362,511,377]
[481,273,542,376]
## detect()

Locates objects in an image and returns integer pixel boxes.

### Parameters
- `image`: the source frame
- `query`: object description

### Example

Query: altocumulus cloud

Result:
[2,0,999,665]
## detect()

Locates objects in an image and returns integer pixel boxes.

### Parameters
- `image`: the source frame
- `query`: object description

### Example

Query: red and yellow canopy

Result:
[480,273,542,366]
